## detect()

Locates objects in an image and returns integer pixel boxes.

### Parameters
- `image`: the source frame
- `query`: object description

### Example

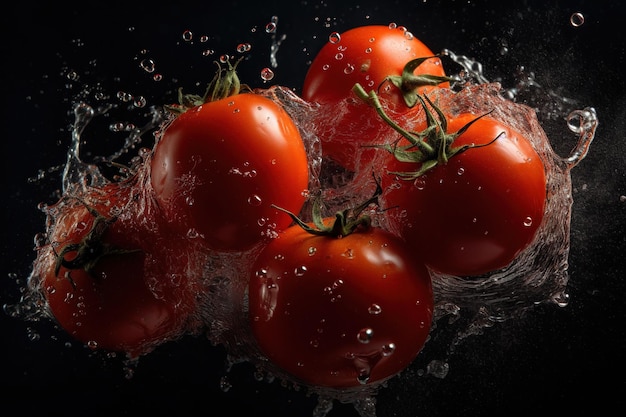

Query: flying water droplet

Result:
[357,327,374,344]
[328,32,341,44]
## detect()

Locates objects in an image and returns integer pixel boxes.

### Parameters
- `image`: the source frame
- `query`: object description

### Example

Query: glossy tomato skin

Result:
[248,222,433,389]
[38,183,200,357]
[150,93,309,252]
[302,25,448,172]
[382,114,547,277]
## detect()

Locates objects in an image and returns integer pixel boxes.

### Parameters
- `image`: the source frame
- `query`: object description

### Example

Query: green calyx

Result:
[53,198,138,288]
[165,56,250,114]
[382,56,455,108]
[353,83,500,180]
[273,178,382,238]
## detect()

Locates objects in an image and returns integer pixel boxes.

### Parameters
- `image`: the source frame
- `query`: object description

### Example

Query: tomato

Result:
[36,182,200,358]
[248,209,433,389]
[379,104,547,277]
[302,24,450,172]
[150,63,310,252]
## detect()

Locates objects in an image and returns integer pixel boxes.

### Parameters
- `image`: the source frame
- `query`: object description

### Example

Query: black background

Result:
[2,1,625,416]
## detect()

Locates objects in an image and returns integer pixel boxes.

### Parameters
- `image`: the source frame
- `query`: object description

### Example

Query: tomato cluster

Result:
[30,24,548,391]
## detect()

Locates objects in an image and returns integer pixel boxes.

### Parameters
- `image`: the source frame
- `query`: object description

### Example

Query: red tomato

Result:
[248,219,433,389]
[150,92,310,252]
[381,112,547,277]
[302,24,450,172]
[36,182,200,358]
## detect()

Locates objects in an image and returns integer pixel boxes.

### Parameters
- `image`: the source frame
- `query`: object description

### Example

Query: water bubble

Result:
[388,22,397,29]
[202,49,215,57]
[343,64,355,74]
[570,12,585,27]
[152,73,162,82]
[334,53,344,60]
[357,327,374,344]
[523,217,533,227]
[247,195,262,206]
[307,246,317,256]
[294,266,307,276]
[237,43,252,53]
[328,32,341,43]
[260,67,274,81]
[182,30,193,42]
[265,22,277,34]
[404,31,414,40]
[368,304,382,315]
[365,47,372,54]
[381,343,396,356]
[219,54,229,63]
[133,96,147,108]
[139,58,155,73]
[219,376,232,392]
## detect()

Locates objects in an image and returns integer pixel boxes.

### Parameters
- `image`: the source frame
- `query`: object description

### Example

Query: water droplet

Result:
[523,216,533,227]
[248,195,262,206]
[426,359,449,379]
[322,64,330,71]
[260,67,274,81]
[328,32,341,43]
[308,246,317,256]
[182,30,193,42]
[219,376,232,392]
[294,266,307,276]
[381,343,396,356]
[388,22,397,29]
[357,328,374,344]
[255,268,268,279]
[368,304,382,315]
[570,12,585,27]
[265,22,277,33]
[139,58,155,73]
[365,47,372,54]
[334,52,343,60]
[457,167,465,175]
[404,31,414,40]
[236,43,251,53]
[343,63,355,74]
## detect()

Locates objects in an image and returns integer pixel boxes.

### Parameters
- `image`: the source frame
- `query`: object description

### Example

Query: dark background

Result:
[2,1,624,416]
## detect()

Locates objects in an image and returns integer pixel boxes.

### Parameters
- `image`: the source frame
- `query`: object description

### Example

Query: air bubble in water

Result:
[328,32,341,44]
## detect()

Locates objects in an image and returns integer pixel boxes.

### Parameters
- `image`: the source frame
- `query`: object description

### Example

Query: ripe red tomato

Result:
[150,92,310,252]
[248,218,433,389]
[302,24,450,172]
[381,112,547,277]
[36,183,200,358]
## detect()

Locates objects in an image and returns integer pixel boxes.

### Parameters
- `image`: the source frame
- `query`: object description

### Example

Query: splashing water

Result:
[5,29,598,417]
